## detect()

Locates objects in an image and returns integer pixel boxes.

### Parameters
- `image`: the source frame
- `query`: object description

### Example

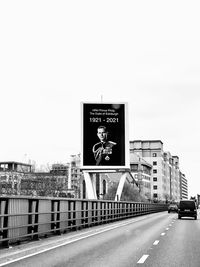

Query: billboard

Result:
[81,102,129,170]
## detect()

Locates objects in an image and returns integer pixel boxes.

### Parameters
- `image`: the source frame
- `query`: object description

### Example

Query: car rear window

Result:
[179,201,195,209]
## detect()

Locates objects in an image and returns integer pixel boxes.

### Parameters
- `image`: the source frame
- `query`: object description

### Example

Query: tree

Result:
[20,174,68,197]
[104,182,147,202]
[144,192,152,202]
[163,193,170,204]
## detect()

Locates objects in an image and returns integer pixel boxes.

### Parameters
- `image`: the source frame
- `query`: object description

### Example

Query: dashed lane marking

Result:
[161,232,165,236]
[137,255,149,264]
[153,240,159,245]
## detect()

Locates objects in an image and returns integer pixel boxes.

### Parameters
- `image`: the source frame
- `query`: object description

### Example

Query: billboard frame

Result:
[80,102,130,170]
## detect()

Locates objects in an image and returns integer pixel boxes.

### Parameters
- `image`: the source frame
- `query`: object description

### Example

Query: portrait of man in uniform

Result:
[92,126,117,166]
[81,102,127,168]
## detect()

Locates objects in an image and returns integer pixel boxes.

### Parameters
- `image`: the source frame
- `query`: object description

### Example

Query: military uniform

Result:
[92,141,117,166]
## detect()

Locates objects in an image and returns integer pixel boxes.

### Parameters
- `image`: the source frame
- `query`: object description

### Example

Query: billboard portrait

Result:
[81,102,129,170]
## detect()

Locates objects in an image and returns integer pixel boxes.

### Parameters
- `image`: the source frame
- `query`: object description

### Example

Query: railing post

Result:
[28,199,39,240]
[0,198,9,248]
[51,200,60,235]
[68,200,76,230]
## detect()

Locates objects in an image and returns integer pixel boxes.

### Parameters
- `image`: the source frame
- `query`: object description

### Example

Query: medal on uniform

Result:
[105,155,110,161]
[103,145,112,161]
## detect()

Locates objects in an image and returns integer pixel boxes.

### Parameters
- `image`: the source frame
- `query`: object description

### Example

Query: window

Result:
[153,193,158,198]
[130,164,138,172]
[153,185,157,190]
[153,161,157,165]
[153,169,157,173]
[153,153,157,157]
[153,177,157,182]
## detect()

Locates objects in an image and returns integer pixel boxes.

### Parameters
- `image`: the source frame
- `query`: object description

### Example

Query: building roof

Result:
[0,161,32,167]
[130,140,163,144]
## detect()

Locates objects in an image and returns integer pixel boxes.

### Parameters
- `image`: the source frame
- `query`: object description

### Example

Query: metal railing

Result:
[0,196,167,248]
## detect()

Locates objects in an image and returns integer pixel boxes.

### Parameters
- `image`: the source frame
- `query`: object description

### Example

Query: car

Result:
[178,200,197,220]
[168,204,178,213]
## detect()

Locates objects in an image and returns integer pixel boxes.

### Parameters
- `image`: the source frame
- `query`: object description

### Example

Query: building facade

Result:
[0,161,72,197]
[130,152,152,199]
[180,172,188,200]
[0,161,32,195]
[69,154,83,198]
[130,140,185,202]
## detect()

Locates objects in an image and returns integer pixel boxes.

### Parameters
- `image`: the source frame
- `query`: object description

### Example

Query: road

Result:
[0,211,199,267]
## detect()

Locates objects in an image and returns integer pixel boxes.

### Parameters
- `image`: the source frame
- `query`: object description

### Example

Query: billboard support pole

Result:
[82,170,136,201]
[83,171,97,199]
[114,172,127,201]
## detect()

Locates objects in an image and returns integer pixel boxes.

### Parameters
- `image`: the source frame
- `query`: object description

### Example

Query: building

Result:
[171,155,181,201]
[0,161,69,197]
[162,152,181,202]
[69,154,83,198]
[130,152,152,199]
[20,171,69,197]
[51,163,68,175]
[50,159,82,198]
[180,172,188,200]
[0,158,82,198]
[130,140,185,202]
[0,161,32,173]
[0,161,32,195]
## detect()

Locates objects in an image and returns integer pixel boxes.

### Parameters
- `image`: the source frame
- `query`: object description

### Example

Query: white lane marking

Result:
[137,254,149,264]
[1,216,149,261]
[153,240,159,245]
[0,215,152,267]
[166,227,169,230]
[161,232,165,236]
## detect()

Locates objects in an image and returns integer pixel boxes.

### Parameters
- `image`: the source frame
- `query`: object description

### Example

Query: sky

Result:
[1,1,200,197]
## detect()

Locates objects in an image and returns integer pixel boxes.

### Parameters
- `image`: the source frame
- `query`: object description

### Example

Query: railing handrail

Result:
[0,196,168,248]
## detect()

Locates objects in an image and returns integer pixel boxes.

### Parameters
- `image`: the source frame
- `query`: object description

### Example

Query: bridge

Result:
[1,196,200,267]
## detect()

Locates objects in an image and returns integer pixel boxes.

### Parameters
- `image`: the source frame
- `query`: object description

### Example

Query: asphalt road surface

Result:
[0,211,199,267]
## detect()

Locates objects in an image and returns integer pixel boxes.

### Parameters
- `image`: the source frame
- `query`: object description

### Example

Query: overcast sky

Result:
[1,1,200,197]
